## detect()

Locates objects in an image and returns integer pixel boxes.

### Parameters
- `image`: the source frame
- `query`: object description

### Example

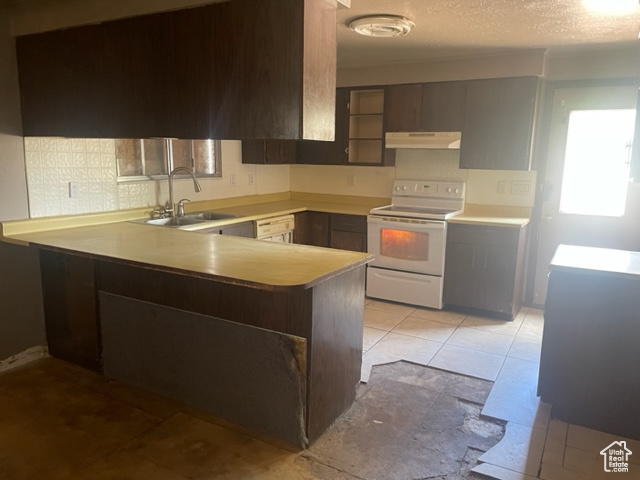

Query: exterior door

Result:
[533,84,640,306]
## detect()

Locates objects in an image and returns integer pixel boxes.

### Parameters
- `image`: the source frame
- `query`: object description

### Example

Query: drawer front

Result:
[447,223,519,247]
[330,213,367,233]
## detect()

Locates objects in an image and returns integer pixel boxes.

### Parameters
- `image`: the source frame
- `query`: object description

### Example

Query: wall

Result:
[24,137,290,218]
[0,1,29,221]
[290,150,537,208]
[338,49,547,87]
[545,45,640,82]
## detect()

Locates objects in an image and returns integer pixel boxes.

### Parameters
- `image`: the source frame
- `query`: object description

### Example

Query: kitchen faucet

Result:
[166,167,202,217]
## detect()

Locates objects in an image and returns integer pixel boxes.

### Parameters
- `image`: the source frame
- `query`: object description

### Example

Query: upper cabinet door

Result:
[15,0,337,140]
[460,77,538,170]
[384,84,423,132]
[421,81,467,132]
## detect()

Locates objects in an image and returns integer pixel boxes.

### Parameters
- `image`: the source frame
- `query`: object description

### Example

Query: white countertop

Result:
[550,244,640,280]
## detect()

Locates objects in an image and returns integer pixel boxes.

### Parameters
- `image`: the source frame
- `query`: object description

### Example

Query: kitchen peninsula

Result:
[1,211,372,448]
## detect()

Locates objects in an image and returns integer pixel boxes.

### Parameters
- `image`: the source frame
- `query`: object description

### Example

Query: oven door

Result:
[367,215,446,276]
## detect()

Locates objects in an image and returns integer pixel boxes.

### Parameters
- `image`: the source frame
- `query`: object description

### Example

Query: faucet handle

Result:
[177,198,191,217]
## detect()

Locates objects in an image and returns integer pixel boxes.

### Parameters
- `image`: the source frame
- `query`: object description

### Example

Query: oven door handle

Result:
[367,215,446,229]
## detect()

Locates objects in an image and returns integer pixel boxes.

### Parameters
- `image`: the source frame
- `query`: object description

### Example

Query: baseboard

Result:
[0,345,49,373]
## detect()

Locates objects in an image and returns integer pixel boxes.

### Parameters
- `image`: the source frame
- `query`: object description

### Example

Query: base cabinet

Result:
[39,250,100,370]
[443,223,528,319]
[294,212,367,253]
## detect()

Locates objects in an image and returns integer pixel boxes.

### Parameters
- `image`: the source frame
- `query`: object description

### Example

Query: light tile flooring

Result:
[1,299,638,479]
[362,298,640,480]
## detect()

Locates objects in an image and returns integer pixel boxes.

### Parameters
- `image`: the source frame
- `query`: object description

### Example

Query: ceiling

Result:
[336,0,640,68]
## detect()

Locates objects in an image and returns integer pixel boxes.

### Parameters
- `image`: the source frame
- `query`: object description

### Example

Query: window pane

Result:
[193,140,219,175]
[142,139,167,176]
[559,109,635,217]
[115,139,142,176]
[171,139,192,170]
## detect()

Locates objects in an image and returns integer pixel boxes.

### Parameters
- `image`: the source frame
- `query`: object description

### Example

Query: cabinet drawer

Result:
[330,214,367,233]
[447,223,520,247]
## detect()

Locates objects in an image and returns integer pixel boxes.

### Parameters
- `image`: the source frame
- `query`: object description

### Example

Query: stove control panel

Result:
[392,180,465,199]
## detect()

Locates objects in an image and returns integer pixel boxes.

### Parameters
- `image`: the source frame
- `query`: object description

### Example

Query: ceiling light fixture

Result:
[349,15,415,38]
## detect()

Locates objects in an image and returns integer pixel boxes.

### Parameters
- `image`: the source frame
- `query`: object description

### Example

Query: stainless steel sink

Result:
[144,216,209,227]
[189,211,239,221]
[132,210,240,227]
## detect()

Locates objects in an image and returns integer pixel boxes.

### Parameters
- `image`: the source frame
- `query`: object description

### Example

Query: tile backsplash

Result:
[24,137,159,218]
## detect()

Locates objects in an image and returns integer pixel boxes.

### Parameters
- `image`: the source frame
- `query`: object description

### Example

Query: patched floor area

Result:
[304,361,504,480]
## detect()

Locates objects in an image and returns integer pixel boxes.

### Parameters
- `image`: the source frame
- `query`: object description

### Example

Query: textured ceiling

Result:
[337,0,640,68]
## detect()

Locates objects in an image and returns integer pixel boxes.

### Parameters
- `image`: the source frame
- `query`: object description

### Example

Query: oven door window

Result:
[380,228,429,261]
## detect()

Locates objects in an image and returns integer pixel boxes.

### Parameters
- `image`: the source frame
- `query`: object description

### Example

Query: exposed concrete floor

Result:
[0,356,502,479]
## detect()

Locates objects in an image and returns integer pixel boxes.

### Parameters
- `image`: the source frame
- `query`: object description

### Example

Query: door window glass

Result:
[380,228,429,261]
[559,109,635,216]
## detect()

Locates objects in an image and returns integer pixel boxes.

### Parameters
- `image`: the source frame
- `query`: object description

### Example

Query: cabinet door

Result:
[293,211,330,247]
[330,230,367,252]
[329,214,367,252]
[444,224,524,318]
[460,77,538,170]
[265,140,297,164]
[384,84,422,132]
[296,88,349,164]
[421,81,467,132]
[40,251,100,370]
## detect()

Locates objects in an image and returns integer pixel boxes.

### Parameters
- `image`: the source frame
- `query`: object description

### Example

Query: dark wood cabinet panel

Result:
[39,250,100,370]
[242,140,297,164]
[444,223,528,319]
[16,0,337,140]
[296,212,366,252]
[539,269,640,440]
[421,81,467,132]
[330,230,366,253]
[296,87,350,165]
[294,211,330,247]
[460,76,538,170]
[330,213,367,253]
[384,84,423,132]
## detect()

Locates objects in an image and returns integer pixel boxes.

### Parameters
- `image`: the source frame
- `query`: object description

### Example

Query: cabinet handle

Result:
[345,147,349,154]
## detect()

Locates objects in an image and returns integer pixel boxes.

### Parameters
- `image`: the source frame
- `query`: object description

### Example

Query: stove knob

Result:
[454,188,460,194]
[395,186,401,191]
[402,185,408,191]
[447,187,452,193]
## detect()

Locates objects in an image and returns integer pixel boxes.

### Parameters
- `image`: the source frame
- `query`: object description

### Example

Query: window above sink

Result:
[116,139,222,181]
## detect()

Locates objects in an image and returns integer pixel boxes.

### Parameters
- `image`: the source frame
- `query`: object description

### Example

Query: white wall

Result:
[290,150,537,207]
[0,2,29,221]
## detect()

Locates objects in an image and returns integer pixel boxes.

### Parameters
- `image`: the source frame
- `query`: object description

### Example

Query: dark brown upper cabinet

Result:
[242,140,297,165]
[420,81,467,132]
[384,84,423,132]
[384,81,467,133]
[460,76,538,171]
[15,0,337,140]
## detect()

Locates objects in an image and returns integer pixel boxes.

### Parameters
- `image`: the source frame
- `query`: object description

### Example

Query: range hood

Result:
[385,131,462,149]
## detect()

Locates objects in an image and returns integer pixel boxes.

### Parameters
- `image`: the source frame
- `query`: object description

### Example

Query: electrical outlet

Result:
[230,174,236,186]
[512,181,531,195]
[68,181,79,198]
[248,173,255,186]
[347,174,356,187]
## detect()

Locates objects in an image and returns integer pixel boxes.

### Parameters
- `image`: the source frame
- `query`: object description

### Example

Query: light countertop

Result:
[450,204,531,227]
[0,193,531,289]
[8,222,371,290]
[550,244,640,280]
[0,193,382,291]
